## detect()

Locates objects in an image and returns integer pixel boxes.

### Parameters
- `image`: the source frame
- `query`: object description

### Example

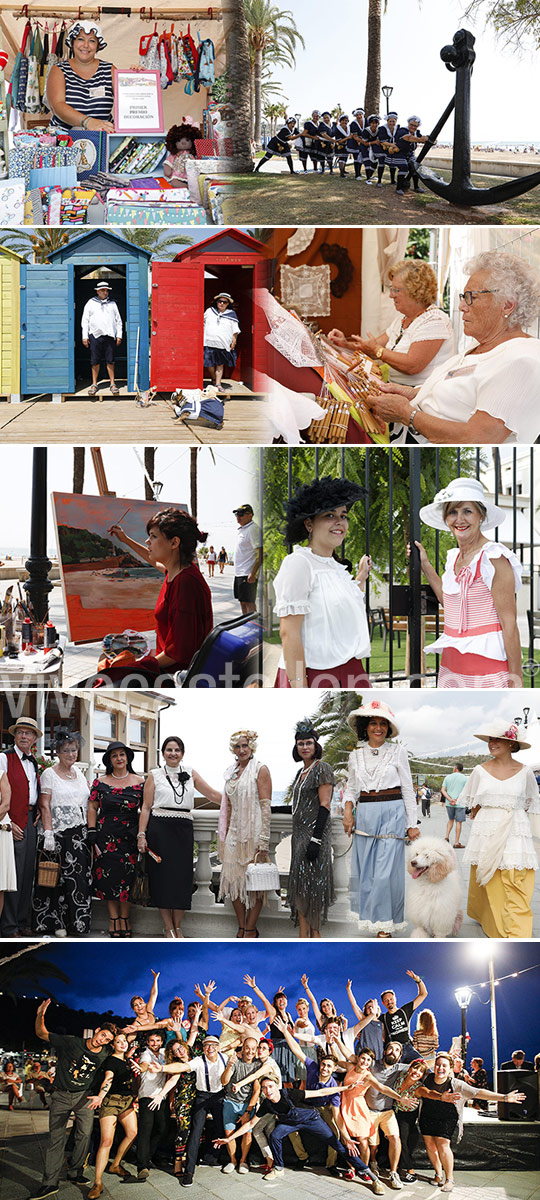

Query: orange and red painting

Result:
[52,492,187,644]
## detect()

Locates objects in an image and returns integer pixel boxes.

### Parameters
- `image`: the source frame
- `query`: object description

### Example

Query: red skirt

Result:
[275,657,371,689]
[438,647,510,689]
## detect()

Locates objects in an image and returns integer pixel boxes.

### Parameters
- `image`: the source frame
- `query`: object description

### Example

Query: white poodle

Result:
[406,836,463,938]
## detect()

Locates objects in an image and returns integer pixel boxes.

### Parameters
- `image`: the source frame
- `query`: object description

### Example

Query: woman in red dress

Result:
[100,508,213,684]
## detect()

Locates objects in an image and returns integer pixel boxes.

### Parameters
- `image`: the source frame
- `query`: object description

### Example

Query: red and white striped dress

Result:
[426,543,521,689]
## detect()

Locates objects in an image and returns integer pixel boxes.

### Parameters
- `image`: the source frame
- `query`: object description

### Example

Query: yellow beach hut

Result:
[0,244,22,401]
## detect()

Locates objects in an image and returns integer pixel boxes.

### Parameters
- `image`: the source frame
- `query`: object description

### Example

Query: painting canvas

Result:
[52,493,188,644]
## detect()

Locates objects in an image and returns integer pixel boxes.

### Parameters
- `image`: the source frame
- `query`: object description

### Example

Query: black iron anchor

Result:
[415,28,540,206]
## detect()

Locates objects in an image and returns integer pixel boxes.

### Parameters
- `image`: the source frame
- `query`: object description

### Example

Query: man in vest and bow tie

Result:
[0,716,41,937]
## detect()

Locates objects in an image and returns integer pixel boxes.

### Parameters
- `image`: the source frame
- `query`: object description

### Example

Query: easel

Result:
[91,446,116,496]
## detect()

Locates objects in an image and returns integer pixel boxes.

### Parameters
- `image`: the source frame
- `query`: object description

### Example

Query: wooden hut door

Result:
[21,264,75,394]
[150,262,204,389]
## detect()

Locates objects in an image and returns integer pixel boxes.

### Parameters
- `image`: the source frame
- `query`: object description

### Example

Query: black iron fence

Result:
[263,445,538,687]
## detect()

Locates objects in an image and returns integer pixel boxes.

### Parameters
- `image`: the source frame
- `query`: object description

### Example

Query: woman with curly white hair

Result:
[370,250,540,444]
[218,731,272,938]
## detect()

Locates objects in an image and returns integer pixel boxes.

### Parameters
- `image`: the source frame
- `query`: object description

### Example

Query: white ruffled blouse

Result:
[411,337,540,443]
[425,542,521,662]
[462,764,540,874]
[343,742,418,829]
[39,766,90,835]
[273,546,370,669]
[385,305,455,386]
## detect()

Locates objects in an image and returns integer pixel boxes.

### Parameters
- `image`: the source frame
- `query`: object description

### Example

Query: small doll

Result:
[163,118,200,186]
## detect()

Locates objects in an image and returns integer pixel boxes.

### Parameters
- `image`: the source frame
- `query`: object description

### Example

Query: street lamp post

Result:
[24,449,53,624]
[455,986,473,1066]
[382,84,393,115]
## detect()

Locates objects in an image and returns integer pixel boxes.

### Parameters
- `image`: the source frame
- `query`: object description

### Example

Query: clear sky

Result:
[0,445,257,561]
[272,0,539,143]
[9,940,540,1072]
[157,689,537,793]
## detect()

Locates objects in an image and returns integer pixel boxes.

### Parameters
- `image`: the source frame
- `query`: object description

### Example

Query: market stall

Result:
[0,2,233,224]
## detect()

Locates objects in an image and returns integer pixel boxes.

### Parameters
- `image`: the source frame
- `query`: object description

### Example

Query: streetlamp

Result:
[24,449,53,623]
[295,112,301,130]
[454,985,473,1065]
[261,120,267,148]
[382,84,393,115]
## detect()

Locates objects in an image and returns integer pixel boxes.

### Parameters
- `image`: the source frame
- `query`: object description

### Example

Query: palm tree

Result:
[230,0,254,171]
[120,229,193,259]
[0,228,74,262]
[263,100,287,136]
[0,945,69,1001]
[244,0,305,143]
[73,448,85,494]
[144,448,156,501]
[364,0,382,116]
[190,448,198,520]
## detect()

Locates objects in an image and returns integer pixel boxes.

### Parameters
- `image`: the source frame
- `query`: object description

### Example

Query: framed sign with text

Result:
[113,69,164,134]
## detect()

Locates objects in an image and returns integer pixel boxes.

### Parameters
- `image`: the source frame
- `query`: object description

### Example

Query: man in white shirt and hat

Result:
[81,281,123,397]
[151,1033,229,1186]
[0,716,41,938]
[233,504,261,616]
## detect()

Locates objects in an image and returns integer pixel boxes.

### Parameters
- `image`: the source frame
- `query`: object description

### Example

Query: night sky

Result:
[8,940,540,1072]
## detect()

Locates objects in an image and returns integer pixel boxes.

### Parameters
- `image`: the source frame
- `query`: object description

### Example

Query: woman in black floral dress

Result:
[87,741,144,938]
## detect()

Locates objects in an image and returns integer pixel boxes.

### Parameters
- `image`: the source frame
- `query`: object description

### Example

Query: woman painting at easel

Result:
[94,507,213,686]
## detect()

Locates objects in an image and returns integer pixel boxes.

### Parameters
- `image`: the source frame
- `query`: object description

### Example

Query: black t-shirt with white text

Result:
[381,1000,415,1045]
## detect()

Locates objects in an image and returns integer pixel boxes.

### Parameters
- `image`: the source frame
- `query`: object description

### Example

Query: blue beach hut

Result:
[20,230,151,396]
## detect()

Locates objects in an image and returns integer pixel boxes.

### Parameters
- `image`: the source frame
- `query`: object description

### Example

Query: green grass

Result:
[265,629,540,684]
[222,167,540,227]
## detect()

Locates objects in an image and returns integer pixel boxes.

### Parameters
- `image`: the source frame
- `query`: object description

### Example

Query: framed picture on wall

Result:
[113,69,164,134]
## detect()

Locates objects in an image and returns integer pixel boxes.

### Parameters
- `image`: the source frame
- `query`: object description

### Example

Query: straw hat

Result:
[348,700,399,739]
[419,477,506,532]
[474,721,530,751]
[8,716,42,738]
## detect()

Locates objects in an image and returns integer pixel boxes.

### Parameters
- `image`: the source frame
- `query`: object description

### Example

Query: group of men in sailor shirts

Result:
[255,110,431,195]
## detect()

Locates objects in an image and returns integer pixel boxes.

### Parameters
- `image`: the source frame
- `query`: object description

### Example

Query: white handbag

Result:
[245,861,280,892]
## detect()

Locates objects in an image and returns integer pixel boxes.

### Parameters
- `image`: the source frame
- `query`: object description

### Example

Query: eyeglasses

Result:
[458,289,499,306]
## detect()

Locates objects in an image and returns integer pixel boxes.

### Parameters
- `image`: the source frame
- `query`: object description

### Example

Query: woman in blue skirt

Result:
[203,292,240,394]
[343,700,419,936]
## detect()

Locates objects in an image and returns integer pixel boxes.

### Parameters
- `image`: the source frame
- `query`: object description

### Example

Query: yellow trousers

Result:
[467,866,534,938]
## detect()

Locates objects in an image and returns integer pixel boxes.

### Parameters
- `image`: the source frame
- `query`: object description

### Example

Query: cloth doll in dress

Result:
[163,119,200,186]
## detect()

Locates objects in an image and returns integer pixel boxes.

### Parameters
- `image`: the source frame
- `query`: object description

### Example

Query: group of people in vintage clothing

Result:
[255,111,429,196]
[272,472,522,690]
[26,965,529,1199]
[1,703,538,941]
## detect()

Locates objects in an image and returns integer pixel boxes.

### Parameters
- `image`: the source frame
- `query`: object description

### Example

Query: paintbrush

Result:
[107,508,131,536]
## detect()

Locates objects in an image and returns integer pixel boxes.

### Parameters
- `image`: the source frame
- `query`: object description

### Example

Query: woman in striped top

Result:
[47,21,114,133]
[412,1010,439,1067]
[414,477,522,689]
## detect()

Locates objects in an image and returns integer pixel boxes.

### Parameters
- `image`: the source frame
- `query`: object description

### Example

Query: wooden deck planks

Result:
[0,396,271,444]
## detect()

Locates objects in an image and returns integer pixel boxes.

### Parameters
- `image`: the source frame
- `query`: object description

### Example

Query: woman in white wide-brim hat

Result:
[343,700,419,936]
[415,477,522,688]
[460,721,540,938]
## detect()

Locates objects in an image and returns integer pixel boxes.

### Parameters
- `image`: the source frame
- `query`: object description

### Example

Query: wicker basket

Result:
[245,861,280,893]
[37,852,61,889]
